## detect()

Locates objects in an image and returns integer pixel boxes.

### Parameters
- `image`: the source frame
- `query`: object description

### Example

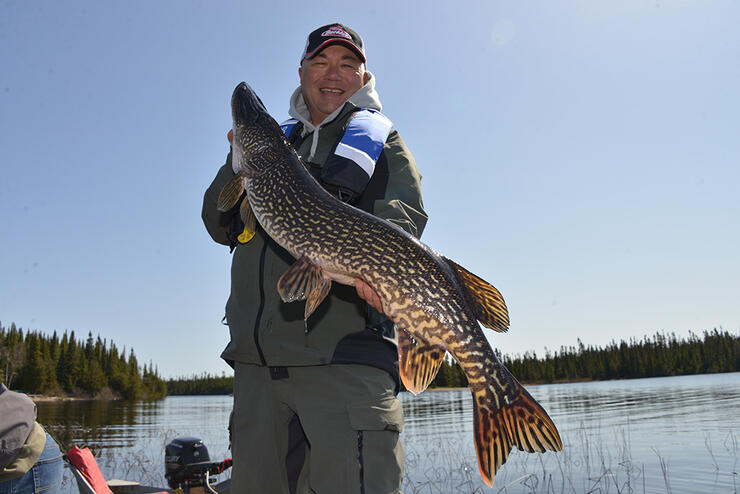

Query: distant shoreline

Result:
[25,374,702,401]
[28,394,118,402]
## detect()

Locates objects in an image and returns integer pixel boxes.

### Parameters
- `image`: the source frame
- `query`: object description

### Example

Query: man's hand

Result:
[355,278,384,314]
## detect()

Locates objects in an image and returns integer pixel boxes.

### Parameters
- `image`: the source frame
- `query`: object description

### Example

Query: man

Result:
[0,383,63,494]
[202,23,427,494]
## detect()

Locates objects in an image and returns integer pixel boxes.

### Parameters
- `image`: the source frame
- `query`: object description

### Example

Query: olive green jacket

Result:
[202,78,427,372]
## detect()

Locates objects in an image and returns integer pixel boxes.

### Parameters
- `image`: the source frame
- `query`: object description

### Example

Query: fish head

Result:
[231,82,288,175]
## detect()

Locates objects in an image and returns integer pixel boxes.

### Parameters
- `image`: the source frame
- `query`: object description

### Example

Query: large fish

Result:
[218,82,562,486]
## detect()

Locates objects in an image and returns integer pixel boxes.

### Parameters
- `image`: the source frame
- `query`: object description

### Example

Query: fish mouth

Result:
[232,82,269,126]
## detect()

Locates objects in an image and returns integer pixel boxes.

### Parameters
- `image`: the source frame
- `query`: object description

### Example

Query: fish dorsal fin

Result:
[443,258,510,333]
[277,256,332,321]
[398,330,445,395]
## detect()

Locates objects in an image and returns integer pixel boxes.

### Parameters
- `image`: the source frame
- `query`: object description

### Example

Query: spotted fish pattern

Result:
[218,82,562,486]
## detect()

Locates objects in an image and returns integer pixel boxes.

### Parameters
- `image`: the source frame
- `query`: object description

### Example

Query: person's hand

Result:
[355,278,384,314]
[227,129,234,144]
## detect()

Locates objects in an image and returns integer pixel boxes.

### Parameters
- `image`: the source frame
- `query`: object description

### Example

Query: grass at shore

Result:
[400,426,739,494]
[46,421,738,494]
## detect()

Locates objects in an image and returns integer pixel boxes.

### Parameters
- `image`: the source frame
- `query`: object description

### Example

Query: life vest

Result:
[280,109,393,202]
[228,110,393,248]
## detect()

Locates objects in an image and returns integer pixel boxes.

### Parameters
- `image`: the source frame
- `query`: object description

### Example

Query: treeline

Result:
[167,373,233,395]
[157,329,740,395]
[501,329,738,384]
[1,322,166,399]
[432,329,739,388]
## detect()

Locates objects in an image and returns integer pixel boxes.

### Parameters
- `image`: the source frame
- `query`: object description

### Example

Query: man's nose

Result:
[325,63,341,80]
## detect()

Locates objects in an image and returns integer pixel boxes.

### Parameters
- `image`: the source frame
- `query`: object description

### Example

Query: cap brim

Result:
[305,39,366,63]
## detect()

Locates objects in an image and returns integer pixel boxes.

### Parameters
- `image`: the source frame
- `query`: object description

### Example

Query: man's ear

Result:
[363,71,370,84]
[298,66,303,83]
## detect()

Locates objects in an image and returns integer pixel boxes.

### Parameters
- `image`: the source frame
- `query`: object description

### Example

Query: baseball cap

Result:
[301,23,366,64]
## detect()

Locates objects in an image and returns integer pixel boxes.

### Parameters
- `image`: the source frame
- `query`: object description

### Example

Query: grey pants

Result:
[230,363,404,494]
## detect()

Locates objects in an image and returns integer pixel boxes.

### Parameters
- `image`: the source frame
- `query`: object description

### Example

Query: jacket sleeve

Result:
[372,130,428,239]
[202,152,237,246]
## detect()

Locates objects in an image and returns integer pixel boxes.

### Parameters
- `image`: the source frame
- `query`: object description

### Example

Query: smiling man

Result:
[299,43,370,126]
[202,23,427,494]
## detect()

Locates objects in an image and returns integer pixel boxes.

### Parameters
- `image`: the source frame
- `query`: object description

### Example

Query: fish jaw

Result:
[231,82,269,126]
[230,82,292,176]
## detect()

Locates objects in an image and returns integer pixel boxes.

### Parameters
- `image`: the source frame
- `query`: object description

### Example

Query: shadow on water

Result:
[39,399,166,452]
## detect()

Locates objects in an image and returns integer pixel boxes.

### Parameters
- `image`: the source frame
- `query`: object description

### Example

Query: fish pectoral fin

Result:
[277,256,323,303]
[398,330,445,395]
[217,172,249,212]
[444,257,510,333]
[237,198,257,243]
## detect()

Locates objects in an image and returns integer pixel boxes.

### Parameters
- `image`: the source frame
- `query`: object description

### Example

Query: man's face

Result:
[299,44,370,126]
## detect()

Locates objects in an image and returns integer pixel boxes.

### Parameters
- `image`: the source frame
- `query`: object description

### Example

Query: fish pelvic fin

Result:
[277,256,332,325]
[304,278,331,321]
[472,379,563,487]
[444,257,510,332]
[398,331,445,395]
[277,256,323,303]
[217,172,249,212]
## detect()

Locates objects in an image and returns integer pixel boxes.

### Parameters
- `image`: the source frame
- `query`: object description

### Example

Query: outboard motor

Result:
[165,437,214,490]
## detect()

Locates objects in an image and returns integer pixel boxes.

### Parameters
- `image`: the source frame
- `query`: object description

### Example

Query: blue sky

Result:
[1,1,738,378]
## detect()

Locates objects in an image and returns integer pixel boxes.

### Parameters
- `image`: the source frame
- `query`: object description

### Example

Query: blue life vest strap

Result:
[279,110,393,201]
[280,119,299,139]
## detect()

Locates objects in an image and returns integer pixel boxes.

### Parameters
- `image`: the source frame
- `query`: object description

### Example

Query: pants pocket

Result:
[347,396,404,494]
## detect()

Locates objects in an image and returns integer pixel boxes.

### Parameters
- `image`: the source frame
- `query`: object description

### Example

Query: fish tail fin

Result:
[472,394,512,487]
[502,379,563,454]
[472,378,563,486]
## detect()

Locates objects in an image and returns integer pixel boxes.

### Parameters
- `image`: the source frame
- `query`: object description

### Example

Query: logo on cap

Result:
[321,26,352,40]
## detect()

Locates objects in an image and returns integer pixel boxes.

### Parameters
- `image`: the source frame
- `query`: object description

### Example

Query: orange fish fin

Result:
[502,379,563,453]
[304,278,331,320]
[398,331,445,395]
[277,256,323,304]
[472,390,512,487]
[444,258,510,332]
[472,379,562,487]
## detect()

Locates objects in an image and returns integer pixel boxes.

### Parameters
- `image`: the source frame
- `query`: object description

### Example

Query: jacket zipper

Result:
[252,239,269,366]
[357,431,365,494]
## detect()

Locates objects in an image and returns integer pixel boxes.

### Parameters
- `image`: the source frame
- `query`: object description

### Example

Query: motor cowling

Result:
[164,437,212,489]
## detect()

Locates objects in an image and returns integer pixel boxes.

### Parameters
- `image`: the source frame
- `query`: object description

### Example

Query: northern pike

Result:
[218,82,562,486]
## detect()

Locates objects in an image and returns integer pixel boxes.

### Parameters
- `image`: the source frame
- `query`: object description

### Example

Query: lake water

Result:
[37,372,739,493]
